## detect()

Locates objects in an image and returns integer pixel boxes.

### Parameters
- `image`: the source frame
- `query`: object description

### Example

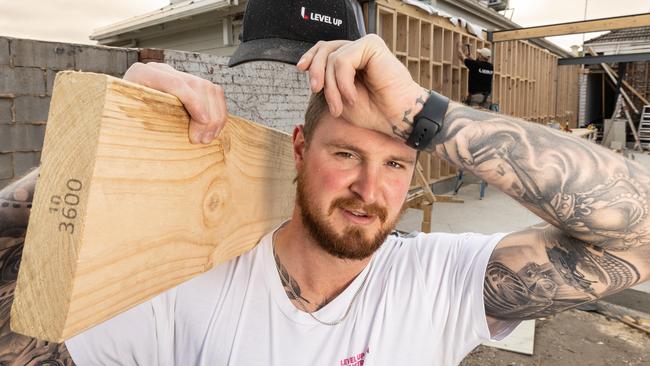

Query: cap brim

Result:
[228,38,314,67]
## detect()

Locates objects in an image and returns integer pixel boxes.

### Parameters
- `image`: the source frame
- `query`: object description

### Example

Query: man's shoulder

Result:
[464,58,478,68]
[376,231,470,260]
[381,231,507,260]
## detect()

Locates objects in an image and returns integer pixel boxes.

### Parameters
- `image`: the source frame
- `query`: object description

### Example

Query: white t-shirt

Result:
[66,229,508,366]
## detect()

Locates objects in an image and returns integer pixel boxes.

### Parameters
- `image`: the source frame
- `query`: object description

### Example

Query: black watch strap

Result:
[405,91,449,150]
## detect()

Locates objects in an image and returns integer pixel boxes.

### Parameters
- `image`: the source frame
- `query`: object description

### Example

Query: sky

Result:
[0,0,648,51]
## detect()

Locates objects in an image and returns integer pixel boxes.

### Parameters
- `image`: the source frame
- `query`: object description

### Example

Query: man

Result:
[457,42,494,109]
[1,35,649,365]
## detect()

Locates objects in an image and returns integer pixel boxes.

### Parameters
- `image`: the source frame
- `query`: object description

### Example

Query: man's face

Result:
[293,113,416,260]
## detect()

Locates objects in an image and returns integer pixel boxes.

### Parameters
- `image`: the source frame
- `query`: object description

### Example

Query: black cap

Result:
[228,0,362,67]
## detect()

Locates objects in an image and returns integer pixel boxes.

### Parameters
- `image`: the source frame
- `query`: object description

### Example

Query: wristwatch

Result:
[405,91,449,150]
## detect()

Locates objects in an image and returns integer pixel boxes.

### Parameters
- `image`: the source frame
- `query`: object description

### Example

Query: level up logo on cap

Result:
[300,6,343,26]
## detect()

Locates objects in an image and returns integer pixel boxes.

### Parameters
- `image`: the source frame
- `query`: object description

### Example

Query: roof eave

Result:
[90,0,234,41]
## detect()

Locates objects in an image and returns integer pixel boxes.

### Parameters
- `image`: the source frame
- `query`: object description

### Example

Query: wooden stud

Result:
[432,26,443,62]
[408,17,420,58]
[396,13,407,54]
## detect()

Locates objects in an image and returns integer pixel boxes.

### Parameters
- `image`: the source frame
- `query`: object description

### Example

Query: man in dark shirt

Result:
[457,42,494,109]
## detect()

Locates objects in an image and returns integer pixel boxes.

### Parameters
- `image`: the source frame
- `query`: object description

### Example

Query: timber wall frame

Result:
[364,0,580,187]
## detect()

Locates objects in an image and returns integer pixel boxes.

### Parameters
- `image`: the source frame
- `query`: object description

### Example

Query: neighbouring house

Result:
[581,26,650,136]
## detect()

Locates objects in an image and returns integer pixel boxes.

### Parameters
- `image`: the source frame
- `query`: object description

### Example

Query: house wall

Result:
[130,9,242,56]
[138,22,225,54]
[0,36,310,189]
[96,5,245,56]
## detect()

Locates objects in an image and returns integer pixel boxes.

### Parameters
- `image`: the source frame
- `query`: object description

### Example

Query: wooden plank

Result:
[491,13,650,42]
[415,162,436,203]
[592,301,650,334]
[571,128,597,141]
[11,71,295,342]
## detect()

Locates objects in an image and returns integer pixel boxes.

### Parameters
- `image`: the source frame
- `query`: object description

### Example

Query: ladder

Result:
[640,105,650,149]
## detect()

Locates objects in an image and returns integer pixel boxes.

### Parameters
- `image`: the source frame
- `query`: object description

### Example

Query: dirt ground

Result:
[460,309,649,366]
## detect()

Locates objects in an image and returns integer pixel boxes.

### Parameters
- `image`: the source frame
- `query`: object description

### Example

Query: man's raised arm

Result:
[430,104,650,323]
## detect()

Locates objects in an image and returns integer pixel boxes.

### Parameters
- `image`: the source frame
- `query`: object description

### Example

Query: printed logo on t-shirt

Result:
[339,347,370,365]
[478,68,494,75]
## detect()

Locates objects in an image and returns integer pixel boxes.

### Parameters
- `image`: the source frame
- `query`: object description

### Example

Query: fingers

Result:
[123,62,228,144]
[298,36,396,118]
[323,54,342,116]
[298,40,351,93]
[331,48,359,111]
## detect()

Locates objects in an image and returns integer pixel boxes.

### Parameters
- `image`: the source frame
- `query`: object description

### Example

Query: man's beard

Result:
[296,169,400,260]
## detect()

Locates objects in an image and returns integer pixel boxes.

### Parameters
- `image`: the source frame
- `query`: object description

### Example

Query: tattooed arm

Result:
[295,35,649,332]
[425,103,650,333]
[0,170,75,365]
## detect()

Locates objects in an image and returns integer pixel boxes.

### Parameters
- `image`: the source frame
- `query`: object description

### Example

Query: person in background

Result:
[457,42,494,109]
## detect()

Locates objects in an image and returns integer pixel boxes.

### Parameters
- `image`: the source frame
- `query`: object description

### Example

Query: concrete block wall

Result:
[0,36,311,189]
[0,36,138,188]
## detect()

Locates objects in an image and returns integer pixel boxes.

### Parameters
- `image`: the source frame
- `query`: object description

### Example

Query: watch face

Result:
[407,92,449,150]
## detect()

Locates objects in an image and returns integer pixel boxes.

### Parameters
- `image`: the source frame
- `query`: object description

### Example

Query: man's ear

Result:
[293,125,306,168]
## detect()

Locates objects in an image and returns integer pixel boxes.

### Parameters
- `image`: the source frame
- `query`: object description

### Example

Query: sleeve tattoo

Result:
[484,228,641,319]
[433,104,650,251]
[0,171,76,365]
[429,104,650,320]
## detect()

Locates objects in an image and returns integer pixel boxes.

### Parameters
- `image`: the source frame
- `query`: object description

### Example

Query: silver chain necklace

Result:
[271,228,370,326]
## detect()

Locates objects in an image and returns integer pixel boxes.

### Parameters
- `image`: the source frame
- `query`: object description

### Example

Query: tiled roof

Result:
[584,26,650,44]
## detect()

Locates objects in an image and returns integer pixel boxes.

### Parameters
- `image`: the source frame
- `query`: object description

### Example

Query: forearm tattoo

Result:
[391,89,431,142]
[432,104,650,251]
[484,228,642,319]
[431,105,650,320]
[0,170,75,364]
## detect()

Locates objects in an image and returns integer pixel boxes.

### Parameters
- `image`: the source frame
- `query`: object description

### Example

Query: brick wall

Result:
[0,36,138,188]
[0,37,311,189]
[161,50,310,132]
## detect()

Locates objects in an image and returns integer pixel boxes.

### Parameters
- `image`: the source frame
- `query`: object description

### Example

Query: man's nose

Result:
[350,164,380,204]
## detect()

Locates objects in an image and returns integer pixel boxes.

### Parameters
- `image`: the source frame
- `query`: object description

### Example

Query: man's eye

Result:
[387,161,404,169]
[336,152,354,159]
